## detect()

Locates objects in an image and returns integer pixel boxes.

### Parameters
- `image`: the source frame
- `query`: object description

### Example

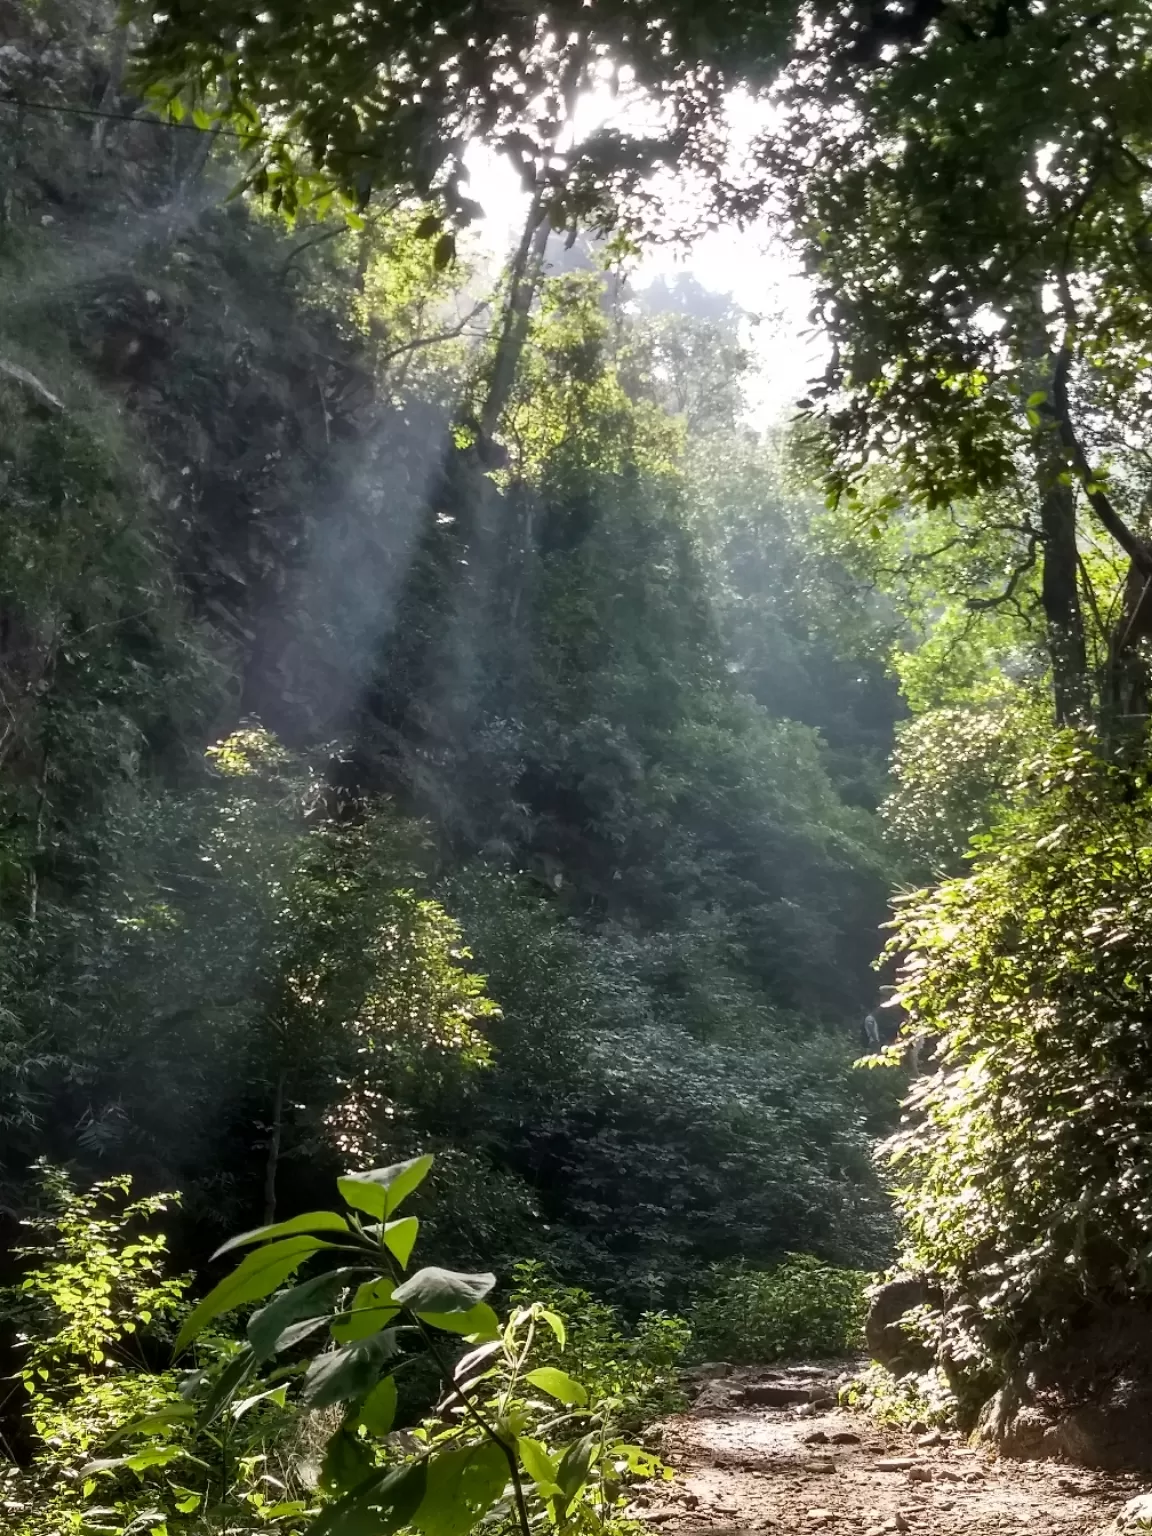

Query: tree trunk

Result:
[477,190,550,443]
[1018,303,1091,726]
[262,1069,286,1226]
[1035,466,1090,726]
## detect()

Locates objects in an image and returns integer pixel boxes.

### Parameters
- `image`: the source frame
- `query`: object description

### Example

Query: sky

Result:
[462,84,823,429]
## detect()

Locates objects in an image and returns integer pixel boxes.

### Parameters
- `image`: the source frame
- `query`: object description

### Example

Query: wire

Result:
[0,91,302,152]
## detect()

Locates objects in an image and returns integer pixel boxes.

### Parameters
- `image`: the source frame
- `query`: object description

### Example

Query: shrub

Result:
[690,1255,870,1364]
[56,1155,674,1536]
[509,1262,691,1430]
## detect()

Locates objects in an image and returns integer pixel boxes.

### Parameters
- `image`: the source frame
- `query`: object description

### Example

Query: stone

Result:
[738,1381,816,1407]
[684,1361,734,1383]
[1112,1492,1152,1532]
[829,1431,861,1445]
[801,1458,837,1474]
[803,1431,830,1445]
[873,1458,916,1472]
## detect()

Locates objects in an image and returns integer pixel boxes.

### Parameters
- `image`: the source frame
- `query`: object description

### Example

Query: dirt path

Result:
[640,1366,1147,1536]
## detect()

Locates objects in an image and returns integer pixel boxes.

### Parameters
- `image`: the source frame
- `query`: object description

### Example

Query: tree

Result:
[767,0,1152,726]
[129,0,794,230]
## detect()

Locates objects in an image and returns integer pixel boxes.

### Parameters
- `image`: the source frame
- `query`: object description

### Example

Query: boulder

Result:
[1110,1492,1152,1532]
[864,1274,934,1375]
[986,1304,1152,1472]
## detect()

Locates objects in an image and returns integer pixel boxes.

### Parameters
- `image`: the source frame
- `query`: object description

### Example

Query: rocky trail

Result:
[639,1366,1151,1536]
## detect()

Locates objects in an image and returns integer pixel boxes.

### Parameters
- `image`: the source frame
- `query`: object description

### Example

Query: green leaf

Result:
[173,1489,202,1514]
[357,1374,398,1436]
[191,107,213,131]
[310,1458,428,1536]
[556,1432,598,1501]
[104,1404,196,1444]
[393,1266,494,1314]
[198,1346,257,1424]
[339,1155,434,1221]
[302,1328,400,1408]
[524,1367,588,1406]
[413,1442,508,1536]
[212,1211,350,1259]
[249,1269,365,1360]
[124,1444,186,1472]
[383,1216,419,1268]
[538,1309,566,1348]
[418,1301,500,1340]
[517,1436,561,1496]
[320,1427,375,1495]
[174,1237,334,1355]
[332,1278,399,1344]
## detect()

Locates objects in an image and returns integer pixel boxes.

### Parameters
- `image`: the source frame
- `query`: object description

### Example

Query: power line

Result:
[0,92,303,152]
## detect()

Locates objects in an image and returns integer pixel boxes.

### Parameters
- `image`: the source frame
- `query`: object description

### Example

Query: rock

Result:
[873,1458,916,1472]
[693,1381,733,1412]
[916,1428,943,1447]
[683,1361,734,1383]
[738,1380,816,1407]
[987,1303,1152,1471]
[802,1430,830,1445]
[805,1510,836,1522]
[1112,1492,1152,1532]
[801,1458,837,1474]
[829,1431,861,1445]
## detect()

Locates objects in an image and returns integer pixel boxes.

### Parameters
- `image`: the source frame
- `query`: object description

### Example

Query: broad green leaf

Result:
[310,1457,428,1536]
[332,1278,399,1344]
[270,1315,329,1352]
[454,1340,503,1383]
[174,1237,334,1355]
[248,1269,364,1360]
[524,1367,588,1406]
[338,1155,434,1221]
[198,1346,257,1425]
[418,1301,500,1340]
[393,1266,494,1314]
[302,1328,400,1408]
[231,1384,288,1419]
[104,1404,196,1444]
[517,1436,561,1496]
[212,1211,349,1259]
[413,1441,508,1536]
[556,1432,598,1501]
[320,1427,374,1495]
[173,1489,202,1514]
[357,1375,398,1436]
[611,1443,663,1477]
[538,1309,566,1348]
[383,1216,419,1268]
[124,1444,186,1472]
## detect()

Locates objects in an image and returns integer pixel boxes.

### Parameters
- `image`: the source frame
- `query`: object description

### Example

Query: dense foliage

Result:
[882,737,1152,1365]
[17,0,1152,1496]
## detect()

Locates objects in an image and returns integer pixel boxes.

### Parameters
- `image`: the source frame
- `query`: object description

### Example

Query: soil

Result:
[641,1366,1148,1536]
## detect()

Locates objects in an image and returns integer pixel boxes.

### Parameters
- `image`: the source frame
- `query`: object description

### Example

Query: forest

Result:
[3,0,1152,1530]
